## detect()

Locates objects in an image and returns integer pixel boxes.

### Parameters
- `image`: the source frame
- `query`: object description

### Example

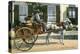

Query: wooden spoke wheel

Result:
[14,38,34,51]
[14,27,38,51]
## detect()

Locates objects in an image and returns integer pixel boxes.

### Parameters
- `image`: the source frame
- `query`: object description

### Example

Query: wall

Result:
[60,4,69,22]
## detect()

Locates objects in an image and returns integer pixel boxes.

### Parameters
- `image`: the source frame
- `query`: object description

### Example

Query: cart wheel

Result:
[14,38,34,51]
[14,27,38,51]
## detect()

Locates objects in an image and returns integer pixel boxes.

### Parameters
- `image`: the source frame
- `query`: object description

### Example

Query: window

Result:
[19,5,28,16]
[19,5,28,23]
[47,5,56,22]
[67,7,76,18]
[67,6,78,25]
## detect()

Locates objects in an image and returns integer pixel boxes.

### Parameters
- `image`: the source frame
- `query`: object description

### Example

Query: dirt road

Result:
[12,40,78,53]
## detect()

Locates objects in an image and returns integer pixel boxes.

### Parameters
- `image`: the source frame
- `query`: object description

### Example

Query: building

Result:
[8,1,78,27]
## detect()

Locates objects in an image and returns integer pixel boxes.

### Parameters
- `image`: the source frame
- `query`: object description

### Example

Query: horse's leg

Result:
[59,30,64,45]
[46,31,51,45]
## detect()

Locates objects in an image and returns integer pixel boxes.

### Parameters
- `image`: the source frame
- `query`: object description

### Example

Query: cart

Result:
[14,21,64,51]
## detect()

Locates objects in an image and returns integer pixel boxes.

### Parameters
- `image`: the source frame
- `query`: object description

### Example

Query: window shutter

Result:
[56,5,60,23]
[28,5,33,16]
[43,6,47,22]
[14,5,19,27]
[75,7,78,25]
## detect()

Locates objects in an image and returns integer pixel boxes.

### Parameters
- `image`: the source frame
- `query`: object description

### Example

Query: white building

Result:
[8,1,78,27]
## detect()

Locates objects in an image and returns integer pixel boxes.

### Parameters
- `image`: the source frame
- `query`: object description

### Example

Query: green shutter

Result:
[28,5,33,16]
[14,5,19,27]
[56,5,60,23]
[75,7,78,25]
[43,6,47,23]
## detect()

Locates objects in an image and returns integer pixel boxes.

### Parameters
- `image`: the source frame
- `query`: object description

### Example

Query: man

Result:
[24,16,33,28]
[32,9,41,23]
[32,9,47,32]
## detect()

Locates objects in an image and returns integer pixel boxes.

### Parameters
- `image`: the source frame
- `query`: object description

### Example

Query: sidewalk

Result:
[10,30,78,39]
[64,30,78,35]
[37,30,78,36]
